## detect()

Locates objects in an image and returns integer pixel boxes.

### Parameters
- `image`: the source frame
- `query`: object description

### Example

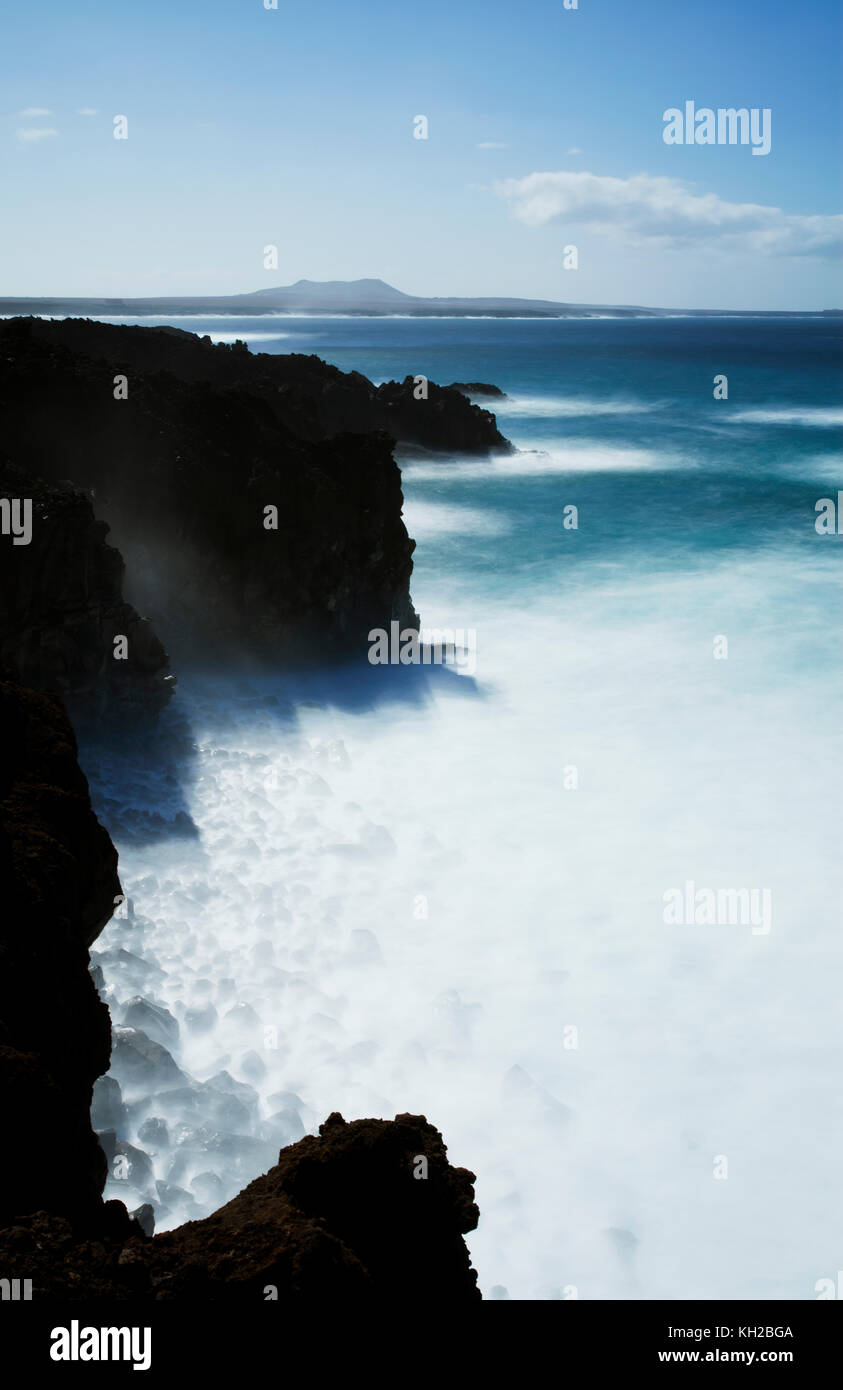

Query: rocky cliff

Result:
[0,681,118,1228]
[0,318,433,662]
[0,316,511,455]
[0,460,172,722]
[0,316,485,1299]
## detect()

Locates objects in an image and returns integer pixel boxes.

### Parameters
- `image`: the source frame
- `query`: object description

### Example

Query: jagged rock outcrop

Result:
[0,460,173,721]
[448,381,508,398]
[0,318,423,658]
[0,316,511,455]
[0,682,118,1228]
[374,376,510,454]
[0,1112,480,1299]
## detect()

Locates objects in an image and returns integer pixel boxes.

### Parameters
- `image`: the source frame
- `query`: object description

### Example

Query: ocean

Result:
[80,314,842,1299]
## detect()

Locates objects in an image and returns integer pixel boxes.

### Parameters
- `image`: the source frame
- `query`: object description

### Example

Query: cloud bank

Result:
[495,170,843,259]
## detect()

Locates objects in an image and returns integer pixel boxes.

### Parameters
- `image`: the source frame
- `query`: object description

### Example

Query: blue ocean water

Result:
[84,314,842,1299]
[105,313,843,590]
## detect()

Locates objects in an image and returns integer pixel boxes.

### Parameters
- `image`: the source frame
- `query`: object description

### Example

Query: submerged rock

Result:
[110,1028,186,1098]
[260,1108,306,1147]
[120,996,180,1047]
[238,1049,267,1083]
[137,1117,170,1150]
[91,1076,128,1133]
[184,1002,218,1035]
[130,1203,155,1237]
[98,1130,156,1197]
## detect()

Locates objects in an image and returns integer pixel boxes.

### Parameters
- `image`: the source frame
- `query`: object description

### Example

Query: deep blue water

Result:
[99,314,843,592]
[286,315,843,599]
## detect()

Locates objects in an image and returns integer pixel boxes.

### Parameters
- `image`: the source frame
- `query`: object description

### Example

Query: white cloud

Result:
[477,141,509,150]
[16,127,58,143]
[18,107,52,117]
[567,147,582,155]
[78,107,98,116]
[495,169,843,259]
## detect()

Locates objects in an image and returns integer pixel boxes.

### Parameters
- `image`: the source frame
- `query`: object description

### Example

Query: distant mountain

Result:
[244,278,416,310]
[0,278,838,319]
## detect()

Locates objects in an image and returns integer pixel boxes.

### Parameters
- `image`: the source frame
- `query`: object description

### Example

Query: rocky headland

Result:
[0,318,494,1298]
[0,318,509,668]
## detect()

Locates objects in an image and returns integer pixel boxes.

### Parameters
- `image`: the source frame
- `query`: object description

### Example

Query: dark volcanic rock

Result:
[448,381,508,398]
[376,376,510,454]
[0,318,454,659]
[0,1112,480,1299]
[130,1202,156,1237]
[0,316,510,455]
[0,460,173,721]
[0,681,118,1227]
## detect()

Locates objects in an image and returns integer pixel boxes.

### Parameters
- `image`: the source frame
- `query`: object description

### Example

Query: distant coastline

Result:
[0,277,838,320]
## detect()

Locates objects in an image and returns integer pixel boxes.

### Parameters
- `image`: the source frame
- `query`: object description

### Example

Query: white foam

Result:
[778,453,843,484]
[401,499,511,537]
[729,407,843,427]
[403,443,666,481]
[206,331,291,343]
[495,395,660,418]
[88,538,842,1299]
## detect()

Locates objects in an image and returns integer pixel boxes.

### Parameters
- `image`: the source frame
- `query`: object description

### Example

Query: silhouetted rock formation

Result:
[0,682,119,1228]
[376,376,510,454]
[0,318,429,659]
[0,315,510,454]
[0,1112,479,1299]
[448,381,508,398]
[0,460,173,722]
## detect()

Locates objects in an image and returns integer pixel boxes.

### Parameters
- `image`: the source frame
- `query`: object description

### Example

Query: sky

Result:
[1,0,841,309]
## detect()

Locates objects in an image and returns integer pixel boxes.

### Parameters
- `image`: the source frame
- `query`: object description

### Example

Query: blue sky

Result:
[2,0,840,307]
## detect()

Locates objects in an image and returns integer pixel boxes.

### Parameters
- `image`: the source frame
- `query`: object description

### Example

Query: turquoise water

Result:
[87,315,842,1299]
[98,313,843,586]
